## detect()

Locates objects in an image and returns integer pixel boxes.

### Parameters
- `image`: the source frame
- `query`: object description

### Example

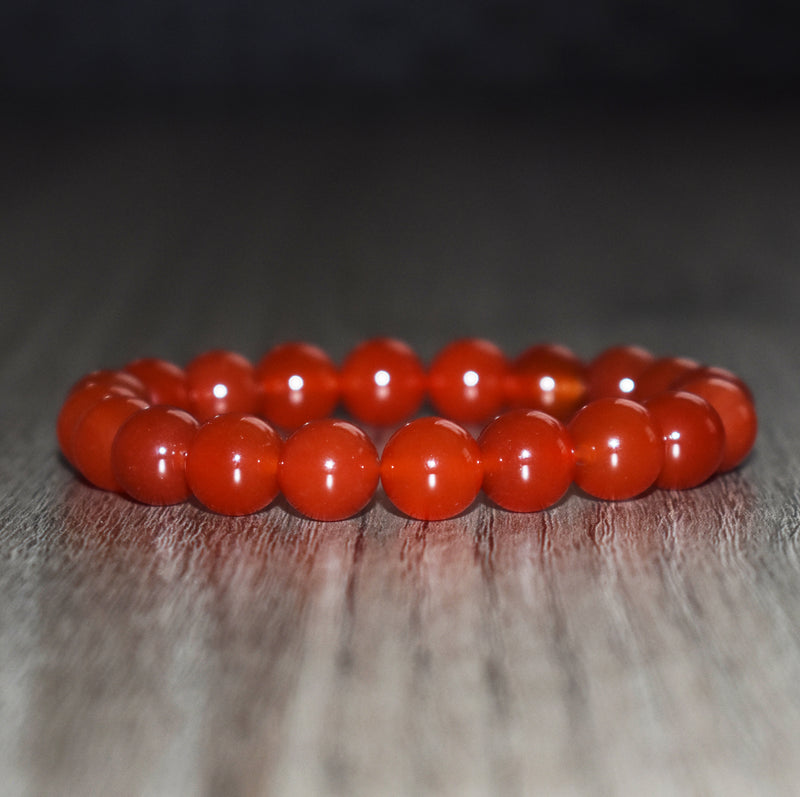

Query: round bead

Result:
[57,381,141,466]
[506,343,587,421]
[186,413,282,515]
[111,406,199,504]
[633,356,700,402]
[124,358,190,408]
[340,338,426,426]
[568,398,663,500]
[644,391,725,489]
[185,350,261,422]
[677,365,755,403]
[428,338,508,424]
[255,342,339,430]
[381,417,483,520]
[677,375,757,472]
[71,395,150,491]
[66,369,148,399]
[587,345,655,401]
[279,420,380,521]
[478,409,574,512]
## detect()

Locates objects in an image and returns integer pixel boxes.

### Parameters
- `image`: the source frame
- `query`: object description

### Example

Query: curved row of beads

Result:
[57,340,757,521]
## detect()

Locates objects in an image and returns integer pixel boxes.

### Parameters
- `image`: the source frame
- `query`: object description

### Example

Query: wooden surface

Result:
[2,99,800,795]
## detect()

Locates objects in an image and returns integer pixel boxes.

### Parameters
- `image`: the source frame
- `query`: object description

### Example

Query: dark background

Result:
[2,1,799,103]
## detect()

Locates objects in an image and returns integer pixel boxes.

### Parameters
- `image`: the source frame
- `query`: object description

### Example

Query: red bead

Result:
[676,365,754,403]
[111,406,199,504]
[255,342,339,430]
[381,417,483,520]
[634,356,700,401]
[71,395,150,491]
[279,420,380,521]
[66,369,149,398]
[124,358,190,408]
[428,338,508,424]
[677,375,757,472]
[185,350,261,422]
[644,391,725,489]
[587,345,655,400]
[57,381,141,466]
[479,409,574,512]
[506,343,587,421]
[340,338,426,426]
[186,413,282,515]
[568,398,663,500]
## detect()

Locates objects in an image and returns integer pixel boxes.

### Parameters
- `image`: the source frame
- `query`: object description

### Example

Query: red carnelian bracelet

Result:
[57,339,758,521]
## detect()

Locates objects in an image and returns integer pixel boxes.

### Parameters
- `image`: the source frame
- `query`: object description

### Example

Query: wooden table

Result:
[2,99,799,795]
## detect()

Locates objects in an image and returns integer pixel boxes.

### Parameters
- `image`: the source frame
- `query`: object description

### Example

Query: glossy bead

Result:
[676,365,755,403]
[185,350,261,422]
[677,375,757,472]
[71,395,149,491]
[428,338,509,424]
[634,356,700,401]
[478,409,574,512]
[111,406,199,504]
[57,381,141,466]
[278,420,380,520]
[66,368,148,399]
[381,417,483,520]
[644,391,725,489]
[124,358,190,408]
[587,345,655,401]
[255,342,339,430]
[568,398,663,500]
[340,338,426,426]
[186,413,282,515]
[506,343,587,421]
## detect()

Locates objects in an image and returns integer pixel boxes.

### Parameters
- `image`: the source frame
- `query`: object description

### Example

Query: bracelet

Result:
[57,338,757,521]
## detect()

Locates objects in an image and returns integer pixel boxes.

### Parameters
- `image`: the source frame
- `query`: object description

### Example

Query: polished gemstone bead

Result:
[381,417,483,520]
[57,381,141,466]
[111,406,199,505]
[255,342,339,430]
[505,343,587,421]
[279,419,380,521]
[644,391,725,489]
[478,409,574,512]
[185,350,261,422]
[186,413,282,515]
[676,365,754,403]
[340,338,426,426]
[124,358,190,408]
[71,395,150,491]
[568,398,663,500]
[634,356,700,401]
[428,338,509,424]
[677,375,757,472]
[586,345,655,401]
[68,369,148,399]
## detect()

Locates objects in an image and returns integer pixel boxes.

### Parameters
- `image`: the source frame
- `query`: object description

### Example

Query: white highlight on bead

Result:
[619,377,635,394]
[213,383,228,399]
[463,370,479,387]
[539,375,556,392]
[288,374,304,391]
[374,370,391,387]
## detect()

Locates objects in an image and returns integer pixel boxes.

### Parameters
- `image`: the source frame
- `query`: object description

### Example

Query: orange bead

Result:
[479,409,574,512]
[587,345,655,400]
[111,406,199,504]
[506,343,587,421]
[568,398,663,500]
[255,342,339,430]
[428,338,508,424]
[124,358,190,409]
[185,350,261,422]
[71,395,150,491]
[279,420,380,520]
[380,417,483,520]
[677,375,757,472]
[57,381,141,466]
[340,338,426,426]
[186,413,282,515]
[644,391,724,489]
[633,356,700,401]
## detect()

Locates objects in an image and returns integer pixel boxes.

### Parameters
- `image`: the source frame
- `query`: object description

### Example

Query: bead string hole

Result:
[58,341,756,520]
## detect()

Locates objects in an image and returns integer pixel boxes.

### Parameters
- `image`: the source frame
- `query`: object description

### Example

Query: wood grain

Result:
[2,101,800,795]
